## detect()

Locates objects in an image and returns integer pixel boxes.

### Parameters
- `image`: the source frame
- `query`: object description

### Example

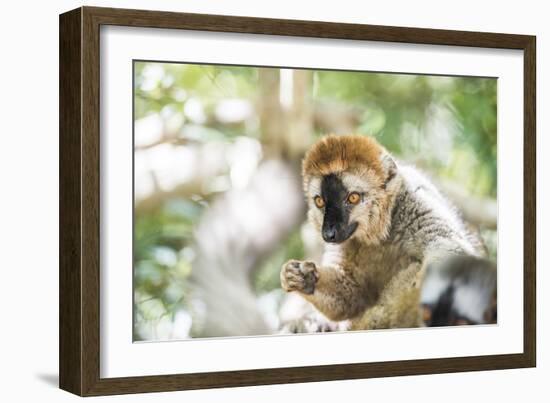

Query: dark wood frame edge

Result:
[59,6,536,396]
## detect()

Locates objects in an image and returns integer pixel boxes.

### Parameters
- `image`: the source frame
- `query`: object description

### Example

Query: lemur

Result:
[280,135,496,330]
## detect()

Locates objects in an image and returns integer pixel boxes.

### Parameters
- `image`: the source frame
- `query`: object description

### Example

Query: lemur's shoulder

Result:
[391,162,485,257]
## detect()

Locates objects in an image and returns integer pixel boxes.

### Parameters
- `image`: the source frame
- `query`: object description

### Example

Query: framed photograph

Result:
[59,6,536,396]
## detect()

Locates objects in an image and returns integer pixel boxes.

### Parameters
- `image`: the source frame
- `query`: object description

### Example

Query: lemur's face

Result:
[307,169,385,244]
[302,135,401,245]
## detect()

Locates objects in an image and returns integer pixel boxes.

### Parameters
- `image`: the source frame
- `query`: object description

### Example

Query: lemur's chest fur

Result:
[320,239,423,329]
[322,240,418,302]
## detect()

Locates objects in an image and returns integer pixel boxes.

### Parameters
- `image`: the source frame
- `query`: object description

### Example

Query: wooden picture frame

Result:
[59,6,536,396]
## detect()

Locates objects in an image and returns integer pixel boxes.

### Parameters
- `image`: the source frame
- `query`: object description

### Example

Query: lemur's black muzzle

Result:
[321,174,358,243]
[322,216,358,243]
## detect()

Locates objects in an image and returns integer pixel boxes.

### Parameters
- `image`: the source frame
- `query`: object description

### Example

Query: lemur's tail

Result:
[421,255,497,326]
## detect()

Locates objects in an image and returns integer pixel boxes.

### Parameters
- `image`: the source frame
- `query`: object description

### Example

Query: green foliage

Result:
[135,62,258,133]
[315,72,434,151]
[450,78,497,197]
[133,199,203,340]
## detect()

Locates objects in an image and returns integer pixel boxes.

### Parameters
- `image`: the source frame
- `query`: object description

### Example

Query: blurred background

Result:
[133,62,497,341]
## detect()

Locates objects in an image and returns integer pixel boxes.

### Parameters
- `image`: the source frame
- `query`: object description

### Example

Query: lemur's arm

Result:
[280,260,366,321]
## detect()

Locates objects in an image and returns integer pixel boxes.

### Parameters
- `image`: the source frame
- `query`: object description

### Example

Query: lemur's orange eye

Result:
[314,196,325,209]
[347,192,361,205]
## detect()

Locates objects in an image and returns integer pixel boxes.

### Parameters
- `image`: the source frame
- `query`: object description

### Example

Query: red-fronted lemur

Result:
[281,135,496,330]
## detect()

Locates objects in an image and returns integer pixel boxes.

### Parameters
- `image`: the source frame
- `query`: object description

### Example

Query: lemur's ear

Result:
[380,153,397,188]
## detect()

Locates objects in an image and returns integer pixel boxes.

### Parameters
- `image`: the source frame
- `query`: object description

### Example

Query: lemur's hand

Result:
[280,260,318,295]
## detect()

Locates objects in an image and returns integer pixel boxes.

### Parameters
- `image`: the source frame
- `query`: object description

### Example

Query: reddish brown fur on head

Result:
[302,135,385,179]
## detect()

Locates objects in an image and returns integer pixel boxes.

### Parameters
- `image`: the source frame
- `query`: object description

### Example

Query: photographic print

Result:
[133,62,498,341]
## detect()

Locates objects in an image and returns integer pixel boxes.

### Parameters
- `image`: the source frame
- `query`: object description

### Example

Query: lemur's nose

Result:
[323,227,337,242]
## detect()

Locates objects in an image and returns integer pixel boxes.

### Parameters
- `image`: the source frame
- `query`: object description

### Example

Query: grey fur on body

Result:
[387,164,486,261]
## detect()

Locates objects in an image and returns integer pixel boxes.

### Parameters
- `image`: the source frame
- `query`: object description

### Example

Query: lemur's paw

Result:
[280,260,318,295]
